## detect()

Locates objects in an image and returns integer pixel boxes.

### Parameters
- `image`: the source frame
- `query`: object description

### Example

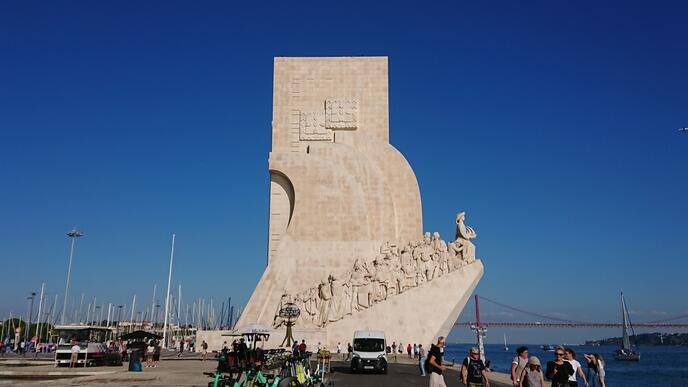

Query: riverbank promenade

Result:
[0,355,536,386]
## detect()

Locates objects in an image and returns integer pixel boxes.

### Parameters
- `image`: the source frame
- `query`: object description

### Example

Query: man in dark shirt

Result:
[427,336,446,387]
[461,347,490,387]
[546,349,574,387]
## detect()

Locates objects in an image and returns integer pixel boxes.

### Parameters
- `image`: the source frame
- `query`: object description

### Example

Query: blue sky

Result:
[1,0,686,344]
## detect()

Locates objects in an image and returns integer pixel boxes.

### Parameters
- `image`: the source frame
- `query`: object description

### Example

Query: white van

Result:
[350,330,387,374]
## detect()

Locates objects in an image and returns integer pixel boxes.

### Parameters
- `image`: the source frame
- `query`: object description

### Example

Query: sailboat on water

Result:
[614,292,640,361]
[503,333,509,351]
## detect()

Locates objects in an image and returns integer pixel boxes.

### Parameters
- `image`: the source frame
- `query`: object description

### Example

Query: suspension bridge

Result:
[454,295,688,329]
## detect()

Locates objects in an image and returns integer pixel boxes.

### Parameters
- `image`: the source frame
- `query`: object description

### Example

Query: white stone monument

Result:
[236,57,484,349]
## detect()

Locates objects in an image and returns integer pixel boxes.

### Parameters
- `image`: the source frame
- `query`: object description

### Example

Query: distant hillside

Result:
[586,333,688,346]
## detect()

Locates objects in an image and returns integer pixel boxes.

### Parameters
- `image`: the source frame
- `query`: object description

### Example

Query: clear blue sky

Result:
[1,0,686,344]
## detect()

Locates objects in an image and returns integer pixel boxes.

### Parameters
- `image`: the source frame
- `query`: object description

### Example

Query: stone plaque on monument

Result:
[236,57,484,348]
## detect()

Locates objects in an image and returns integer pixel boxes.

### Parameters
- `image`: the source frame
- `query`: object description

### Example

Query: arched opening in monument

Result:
[267,170,295,264]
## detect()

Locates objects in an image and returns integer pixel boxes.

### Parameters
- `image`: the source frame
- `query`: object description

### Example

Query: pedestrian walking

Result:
[146,341,154,367]
[337,342,342,356]
[413,343,418,359]
[461,346,490,387]
[201,340,208,361]
[346,342,353,361]
[152,341,160,368]
[546,348,574,387]
[392,341,397,354]
[407,343,412,358]
[518,356,545,387]
[418,344,426,376]
[427,337,447,387]
[565,348,588,387]
[583,354,605,387]
[177,340,184,358]
[298,340,306,354]
[69,342,80,368]
[511,346,529,387]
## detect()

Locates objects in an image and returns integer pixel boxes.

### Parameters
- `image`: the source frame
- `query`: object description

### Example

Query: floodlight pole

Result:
[26,292,36,347]
[162,233,175,348]
[61,229,83,325]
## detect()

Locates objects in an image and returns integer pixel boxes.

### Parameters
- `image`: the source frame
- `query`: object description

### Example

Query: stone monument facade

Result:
[236,57,484,348]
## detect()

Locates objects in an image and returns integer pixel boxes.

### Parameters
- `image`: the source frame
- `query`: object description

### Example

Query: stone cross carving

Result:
[299,98,359,141]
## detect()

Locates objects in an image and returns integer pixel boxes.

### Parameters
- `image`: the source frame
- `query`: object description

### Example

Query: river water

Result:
[443,343,688,387]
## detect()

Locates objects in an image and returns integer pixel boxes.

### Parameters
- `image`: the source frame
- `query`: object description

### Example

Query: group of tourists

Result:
[389,341,423,358]
[420,340,607,387]
[144,340,161,367]
[510,346,606,387]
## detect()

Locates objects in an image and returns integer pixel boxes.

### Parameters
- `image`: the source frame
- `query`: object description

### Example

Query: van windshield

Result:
[354,338,384,352]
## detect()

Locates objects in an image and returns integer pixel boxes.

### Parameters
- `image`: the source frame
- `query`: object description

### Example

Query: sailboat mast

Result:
[621,292,631,350]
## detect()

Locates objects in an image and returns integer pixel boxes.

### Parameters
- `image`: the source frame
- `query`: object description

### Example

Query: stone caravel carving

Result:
[236,57,484,349]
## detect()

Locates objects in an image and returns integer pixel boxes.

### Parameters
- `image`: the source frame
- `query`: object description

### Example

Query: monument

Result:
[236,57,484,348]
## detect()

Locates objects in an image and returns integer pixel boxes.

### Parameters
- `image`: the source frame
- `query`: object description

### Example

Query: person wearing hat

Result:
[519,356,545,387]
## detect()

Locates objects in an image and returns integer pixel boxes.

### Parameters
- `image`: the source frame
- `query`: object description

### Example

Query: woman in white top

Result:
[595,354,606,387]
[565,348,588,387]
[146,341,155,367]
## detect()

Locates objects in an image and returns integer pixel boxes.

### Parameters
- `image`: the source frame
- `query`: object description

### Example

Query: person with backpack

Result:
[518,356,545,387]
[461,347,490,387]
[511,346,529,387]
[427,337,447,387]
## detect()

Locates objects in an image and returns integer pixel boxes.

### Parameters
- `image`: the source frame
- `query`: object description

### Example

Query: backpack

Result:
[463,356,484,381]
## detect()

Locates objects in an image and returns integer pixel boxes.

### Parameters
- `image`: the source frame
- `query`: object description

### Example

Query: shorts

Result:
[70,353,78,363]
[429,372,447,387]
[153,353,160,361]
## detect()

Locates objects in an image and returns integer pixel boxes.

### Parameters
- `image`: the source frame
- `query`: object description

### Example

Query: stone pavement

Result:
[0,357,526,386]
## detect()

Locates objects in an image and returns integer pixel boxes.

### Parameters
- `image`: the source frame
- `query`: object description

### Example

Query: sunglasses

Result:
[556,353,565,356]
[470,352,479,356]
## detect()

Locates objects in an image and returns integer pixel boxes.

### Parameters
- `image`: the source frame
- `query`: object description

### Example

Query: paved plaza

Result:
[0,356,520,386]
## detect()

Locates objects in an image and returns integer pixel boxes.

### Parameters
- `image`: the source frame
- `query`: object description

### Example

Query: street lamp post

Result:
[26,292,36,349]
[61,228,84,325]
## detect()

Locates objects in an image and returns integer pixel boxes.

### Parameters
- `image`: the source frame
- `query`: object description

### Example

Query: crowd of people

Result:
[507,346,606,387]
[419,339,607,387]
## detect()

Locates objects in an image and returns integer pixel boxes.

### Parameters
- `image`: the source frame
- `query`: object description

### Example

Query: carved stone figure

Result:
[273,215,480,329]
[327,274,344,322]
[350,259,372,311]
[453,211,477,263]
[317,278,333,327]
[371,257,390,303]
